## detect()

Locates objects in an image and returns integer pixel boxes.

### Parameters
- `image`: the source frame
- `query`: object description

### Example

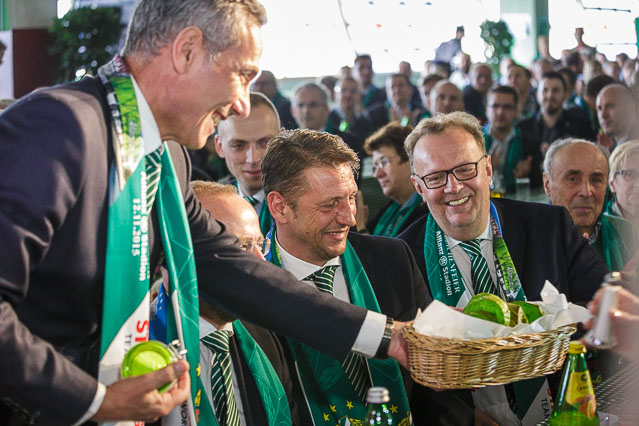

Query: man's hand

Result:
[585,287,639,362]
[513,156,532,179]
[388,320,409,369]
[91,360,190,423]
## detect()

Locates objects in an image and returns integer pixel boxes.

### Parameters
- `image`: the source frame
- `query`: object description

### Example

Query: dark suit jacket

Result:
[0,77,370,424]
[367,199,430,237]
[398,197,608,425]
[229,322,301,425]
[282,232,430,424]
[519,108,597,146]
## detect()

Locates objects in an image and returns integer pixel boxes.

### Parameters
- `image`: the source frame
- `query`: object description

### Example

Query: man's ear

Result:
[543,173,552,198]
[411,175,426,200]
[171,26,205,74]
[267,191,290,224]
[214,135,226,158]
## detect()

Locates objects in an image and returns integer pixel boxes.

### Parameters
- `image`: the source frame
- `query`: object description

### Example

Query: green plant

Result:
[480,20,514,72]
[49,7,121,84]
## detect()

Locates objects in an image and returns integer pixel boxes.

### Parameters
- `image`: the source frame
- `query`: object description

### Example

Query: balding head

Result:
[543,139,609,236]
[430,80,464,115]
[597,84,638,143]
[192,181,265,259]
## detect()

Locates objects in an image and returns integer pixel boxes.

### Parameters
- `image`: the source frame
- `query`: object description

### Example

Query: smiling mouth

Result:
[447,196,469,206]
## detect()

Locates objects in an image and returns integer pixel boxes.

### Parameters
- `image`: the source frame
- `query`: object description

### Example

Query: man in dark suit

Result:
[214,92,277,235]
[190,181,299,424]
[0,1,411,423]
[353,54,386,109]
[251,69,298,130]
[398,112,607,425]
[519,71,596,154]
[462,63,493,125]
[261,129,429,425]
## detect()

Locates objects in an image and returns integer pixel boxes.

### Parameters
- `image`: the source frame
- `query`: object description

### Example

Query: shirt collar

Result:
[199,317,234,339]
[236,185,265,202]
[446,218,492,249]
[130,75,162,155]
[274,231,341,280]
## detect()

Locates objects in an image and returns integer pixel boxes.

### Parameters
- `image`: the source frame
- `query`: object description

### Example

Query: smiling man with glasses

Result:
[398,111,607,426]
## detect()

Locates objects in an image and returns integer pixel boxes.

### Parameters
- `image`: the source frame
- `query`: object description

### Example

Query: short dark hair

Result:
[364,121,413,161]
[541,70,568,92]
[507,63,531,79]
[489,85,519,106]
[419,73,444,87]
[557,67,577,87]
[564,52,581,69]
[585,74,616,99]
[388,73,411,86]
[262,130,360,207]
[354,54,372,65]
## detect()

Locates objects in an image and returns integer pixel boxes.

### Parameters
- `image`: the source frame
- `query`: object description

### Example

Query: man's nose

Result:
[230,87,251,119]
[444,172,463,193]
[336,200,356,227]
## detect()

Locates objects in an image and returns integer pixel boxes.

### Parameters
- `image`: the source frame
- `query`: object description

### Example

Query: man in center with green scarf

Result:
[261,129,429,425]
[399,112,607,425]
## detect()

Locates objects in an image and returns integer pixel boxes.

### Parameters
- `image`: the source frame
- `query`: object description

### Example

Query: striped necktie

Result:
[145,146,164,215]
[201,330,240,426]
[303,265,372,402]
[459,239,498,295]
[244,195,259,207]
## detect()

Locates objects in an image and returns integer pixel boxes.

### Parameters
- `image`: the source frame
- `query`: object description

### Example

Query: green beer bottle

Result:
[549,341,599,425]
[364,387,393,425]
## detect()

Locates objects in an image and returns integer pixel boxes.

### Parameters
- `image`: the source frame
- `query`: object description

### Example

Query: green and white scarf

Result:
[98,56,200,425]
[423,202,551,425]
[372,192,422,237]
[265,228,411,426]
[601,198,639,271]
[233,181,273,236]
[195,321,292,426]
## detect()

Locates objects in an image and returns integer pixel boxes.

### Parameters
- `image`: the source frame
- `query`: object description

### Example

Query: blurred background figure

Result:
[252,70,298,130]
[362,122,428,237]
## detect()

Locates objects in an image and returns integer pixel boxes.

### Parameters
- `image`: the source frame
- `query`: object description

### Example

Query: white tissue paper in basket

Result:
[413,281,592,340]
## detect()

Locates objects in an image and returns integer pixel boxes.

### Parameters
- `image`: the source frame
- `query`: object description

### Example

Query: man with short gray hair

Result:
[399,112,606,425]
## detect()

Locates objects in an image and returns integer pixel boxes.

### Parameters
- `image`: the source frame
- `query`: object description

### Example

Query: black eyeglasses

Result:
[416,155,487,189]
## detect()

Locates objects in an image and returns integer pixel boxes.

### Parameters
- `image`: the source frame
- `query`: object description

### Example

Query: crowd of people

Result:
[1,0,639,425]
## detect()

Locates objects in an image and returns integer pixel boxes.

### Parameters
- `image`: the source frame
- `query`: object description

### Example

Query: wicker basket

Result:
[403,323,576,389]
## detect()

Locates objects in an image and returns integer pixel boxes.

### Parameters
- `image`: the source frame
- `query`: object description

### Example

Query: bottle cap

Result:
[568,341,586,354]
[121,340,179,392]
[366,387,390,404]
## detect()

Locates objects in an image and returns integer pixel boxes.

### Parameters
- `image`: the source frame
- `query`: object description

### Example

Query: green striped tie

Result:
[460,239,498,295]
[201,330,240,426]
[244,195,259,207]
[145,146,164,215]
[304,266,372,402]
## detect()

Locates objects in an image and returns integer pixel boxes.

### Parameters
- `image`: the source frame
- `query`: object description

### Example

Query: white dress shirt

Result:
[199,318,247,426]
[274,233,386,357]
[446,218,520,425]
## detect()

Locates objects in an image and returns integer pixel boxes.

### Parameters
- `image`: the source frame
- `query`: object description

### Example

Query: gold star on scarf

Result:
[323,413,330,422]
[390,404,398,413]
[196,363,201,377]
[346,401,354,410]
[330,404,337,413]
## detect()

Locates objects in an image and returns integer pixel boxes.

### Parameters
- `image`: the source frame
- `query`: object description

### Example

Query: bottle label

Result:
[565,371,597,420]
